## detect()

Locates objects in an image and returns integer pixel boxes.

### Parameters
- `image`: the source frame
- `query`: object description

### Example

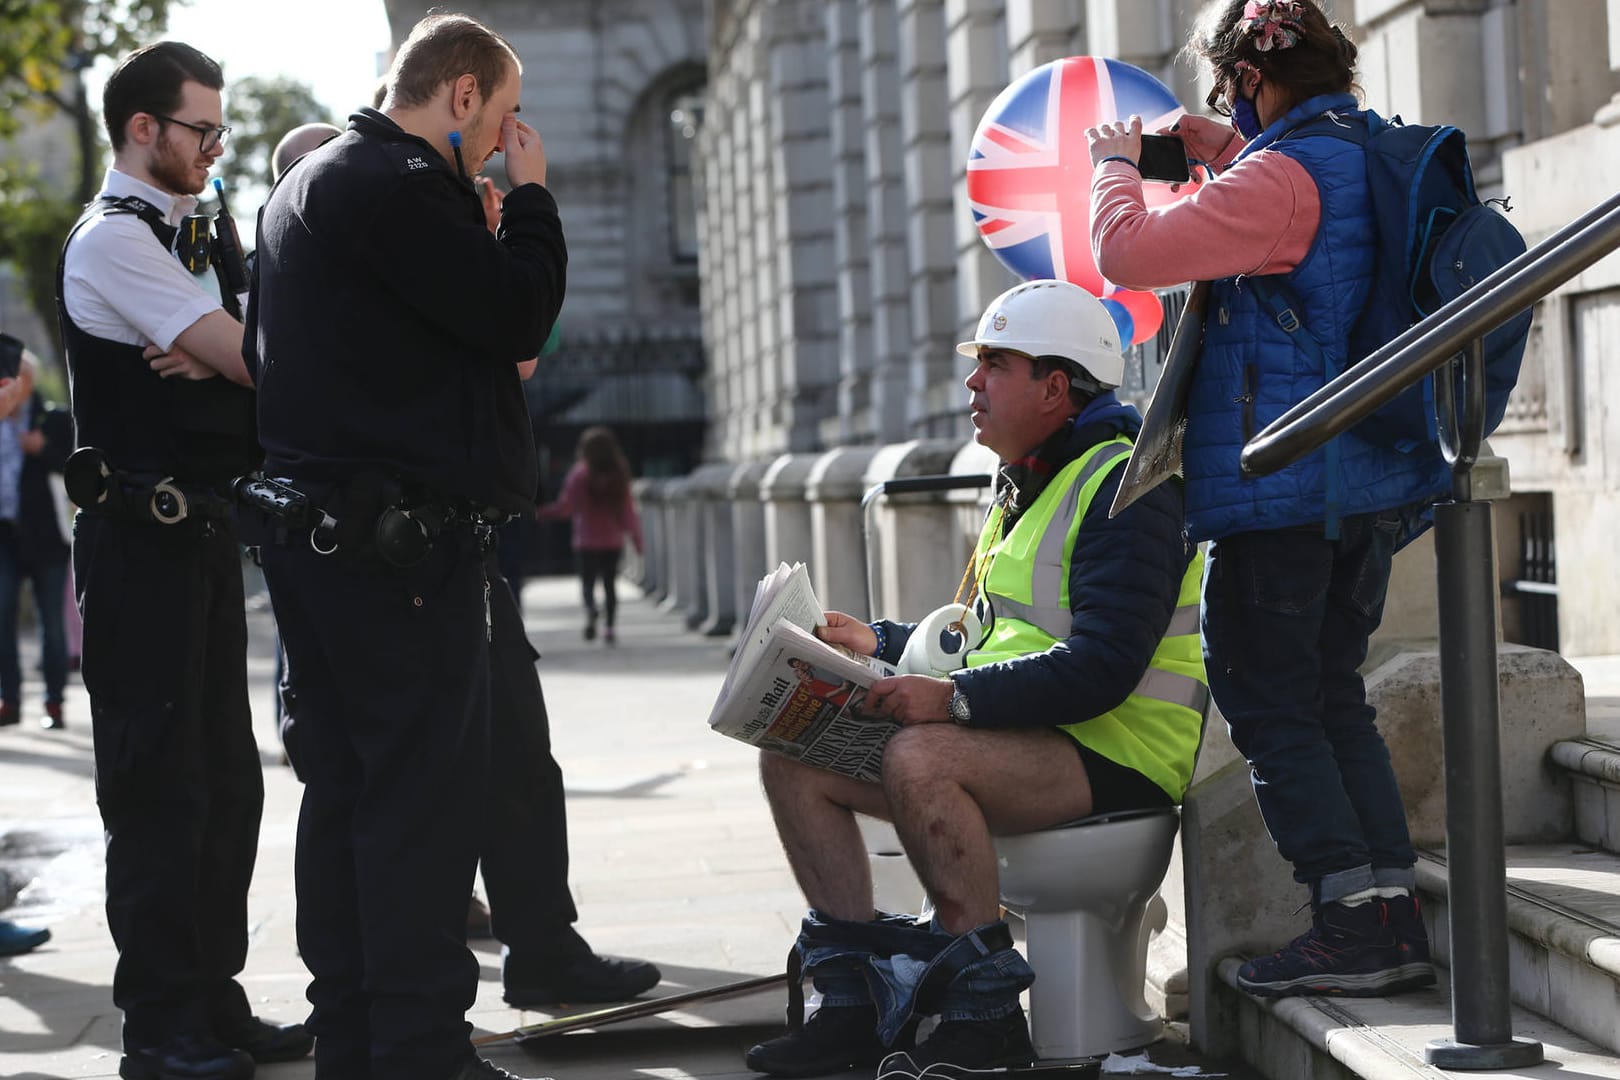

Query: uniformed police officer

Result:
[56,41,312,1080]
[246,13,565,1080]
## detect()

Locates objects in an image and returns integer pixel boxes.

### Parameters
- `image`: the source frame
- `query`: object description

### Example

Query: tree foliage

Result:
[0,0,177,361]
[220,75,332,192]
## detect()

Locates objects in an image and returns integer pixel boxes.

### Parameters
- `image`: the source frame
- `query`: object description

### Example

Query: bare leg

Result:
[759,751,891,921]
[882,725,1095,935]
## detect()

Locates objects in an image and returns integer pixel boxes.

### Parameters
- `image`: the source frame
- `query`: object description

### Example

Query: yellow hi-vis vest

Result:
[965,437,1207,802]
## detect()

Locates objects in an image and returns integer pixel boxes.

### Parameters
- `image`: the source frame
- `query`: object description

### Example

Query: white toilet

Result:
[857,807,1180,1061]
[994,808,1180,1060]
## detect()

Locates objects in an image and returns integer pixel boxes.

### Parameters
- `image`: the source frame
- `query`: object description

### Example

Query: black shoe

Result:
[0,700,15,726]
[583,611,598,641]
[745,1003,888,1077]
[41,702,64,730]
[503,951,662,1007]
[120,1036,255,1080]
[216,1015,314,1063]
[883,1008,1034,1075]
[447,1058,556,1080]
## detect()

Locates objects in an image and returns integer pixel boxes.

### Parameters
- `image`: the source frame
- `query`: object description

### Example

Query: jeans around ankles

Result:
[1201,510,1417,902]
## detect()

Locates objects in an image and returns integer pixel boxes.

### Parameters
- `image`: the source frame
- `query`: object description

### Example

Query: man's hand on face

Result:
[863,674,954,726]
[501,115,548,189]
[145,342,217,380]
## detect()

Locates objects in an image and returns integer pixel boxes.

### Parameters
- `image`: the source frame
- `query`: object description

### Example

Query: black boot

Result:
[745,1003,889,1077]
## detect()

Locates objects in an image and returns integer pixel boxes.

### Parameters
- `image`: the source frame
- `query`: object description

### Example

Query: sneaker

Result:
[1237,897,1437,998]
[503,951,662,1006]
[447,1058,555,1080]
[746,1002,888,1077]
[41,702,64,730]
[883,1008,1034,1075]
[1384,892,1434,965]
[603,625,616,645]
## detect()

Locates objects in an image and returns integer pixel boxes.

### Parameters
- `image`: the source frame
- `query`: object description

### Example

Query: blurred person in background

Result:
[537,426,643,644]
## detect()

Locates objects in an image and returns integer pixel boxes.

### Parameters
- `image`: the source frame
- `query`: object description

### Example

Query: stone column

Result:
[761,453,822,572]
[896,0,961,436]
[947,0,1014,420]
[769,0,839,451]
[827,0,875,445]
[1006,0,1082,78]
[862,0,916,444]
[863,439,971,620]
[806,446,886,617]
[692,463,741,637]
[728,460,774,631]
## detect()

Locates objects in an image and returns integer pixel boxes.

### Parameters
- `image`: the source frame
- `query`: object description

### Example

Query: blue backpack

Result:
[1255,109,1531,454]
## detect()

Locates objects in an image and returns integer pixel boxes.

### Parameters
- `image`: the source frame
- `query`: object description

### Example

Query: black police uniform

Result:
[56,199,266,1055]
[247,108,565,1080]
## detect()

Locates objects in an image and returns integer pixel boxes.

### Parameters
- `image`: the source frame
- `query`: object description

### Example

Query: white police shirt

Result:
[61,168,224,350]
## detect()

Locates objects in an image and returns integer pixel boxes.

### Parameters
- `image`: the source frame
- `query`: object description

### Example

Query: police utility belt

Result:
[65,447,234,526]
[234,473,512,569]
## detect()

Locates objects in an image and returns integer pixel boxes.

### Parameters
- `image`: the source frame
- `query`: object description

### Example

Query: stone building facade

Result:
[695,0,1620,655]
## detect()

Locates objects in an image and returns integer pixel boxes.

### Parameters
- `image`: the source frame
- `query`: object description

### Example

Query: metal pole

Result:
[1423,342,1543,1071]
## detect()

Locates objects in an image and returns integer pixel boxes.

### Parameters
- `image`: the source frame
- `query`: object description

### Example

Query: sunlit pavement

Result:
[0,572,1248,1080]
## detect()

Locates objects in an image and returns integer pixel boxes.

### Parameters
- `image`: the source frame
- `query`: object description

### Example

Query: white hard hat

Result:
[956,279,1125,390]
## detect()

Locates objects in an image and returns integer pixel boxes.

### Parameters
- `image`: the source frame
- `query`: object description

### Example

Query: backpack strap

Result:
[1247,277,1344,541]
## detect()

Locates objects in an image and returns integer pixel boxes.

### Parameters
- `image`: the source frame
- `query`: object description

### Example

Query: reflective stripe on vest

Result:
[983,442,1134,640]
[966,437,1208,801]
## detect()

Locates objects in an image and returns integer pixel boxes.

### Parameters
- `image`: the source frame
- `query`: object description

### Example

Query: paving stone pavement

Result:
[0,571,1239,1080]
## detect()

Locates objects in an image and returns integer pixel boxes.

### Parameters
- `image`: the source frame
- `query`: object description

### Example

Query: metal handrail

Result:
[1241,188,1620,478]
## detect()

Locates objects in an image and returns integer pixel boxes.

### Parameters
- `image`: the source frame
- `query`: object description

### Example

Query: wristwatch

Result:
[947,684,972,725]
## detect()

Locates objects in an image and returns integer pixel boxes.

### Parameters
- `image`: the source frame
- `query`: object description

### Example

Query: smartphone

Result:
[1136,133,1191,184]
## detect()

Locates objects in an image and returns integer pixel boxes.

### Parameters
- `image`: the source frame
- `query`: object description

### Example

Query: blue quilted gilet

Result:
[1183,93,1450,542]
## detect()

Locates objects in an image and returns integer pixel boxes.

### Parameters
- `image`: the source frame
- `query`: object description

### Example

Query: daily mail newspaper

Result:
[709,563,899,783]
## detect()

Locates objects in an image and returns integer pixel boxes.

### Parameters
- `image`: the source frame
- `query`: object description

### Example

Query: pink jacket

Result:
[538,462,644,554]
[1090,123,1321,290]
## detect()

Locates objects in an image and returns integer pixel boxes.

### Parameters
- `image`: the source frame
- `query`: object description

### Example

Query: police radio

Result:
[210,177,251,319]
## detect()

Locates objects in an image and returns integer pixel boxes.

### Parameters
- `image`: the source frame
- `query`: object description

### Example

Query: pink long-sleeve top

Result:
[538,462,645,554]
[1090,136,1322,290]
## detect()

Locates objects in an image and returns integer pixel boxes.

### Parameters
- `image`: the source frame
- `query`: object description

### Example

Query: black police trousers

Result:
[262,529,489,1080]
[481,562,583,976]
[74,513,263,1051]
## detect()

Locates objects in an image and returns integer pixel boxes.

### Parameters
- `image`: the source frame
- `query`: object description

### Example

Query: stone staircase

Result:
[1203,656,1620,1079]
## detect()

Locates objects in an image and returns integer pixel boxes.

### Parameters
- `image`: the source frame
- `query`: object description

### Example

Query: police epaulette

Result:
[384,140,442,178]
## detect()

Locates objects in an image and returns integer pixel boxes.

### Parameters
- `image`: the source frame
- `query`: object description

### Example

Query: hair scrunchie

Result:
[1238,0,1305,52]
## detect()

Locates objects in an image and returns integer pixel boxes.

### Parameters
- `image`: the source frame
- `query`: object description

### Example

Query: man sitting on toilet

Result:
[747,280,1207,1078]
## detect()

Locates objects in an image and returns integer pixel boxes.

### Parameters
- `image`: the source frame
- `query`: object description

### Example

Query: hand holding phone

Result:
[1136,134,1192,184]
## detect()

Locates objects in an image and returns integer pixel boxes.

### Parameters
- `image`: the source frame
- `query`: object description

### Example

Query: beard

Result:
[149,138,207,196]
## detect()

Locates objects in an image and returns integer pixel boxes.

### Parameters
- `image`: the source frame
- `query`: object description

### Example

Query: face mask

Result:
[1232,95,1264,140]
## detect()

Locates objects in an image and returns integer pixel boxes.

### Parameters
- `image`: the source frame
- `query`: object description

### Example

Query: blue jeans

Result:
[1202,510,1416,904]
[0,526,68,707]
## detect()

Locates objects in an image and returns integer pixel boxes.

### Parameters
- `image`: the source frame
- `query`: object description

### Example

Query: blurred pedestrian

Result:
[0,391,73,730]
[538,427,643,644]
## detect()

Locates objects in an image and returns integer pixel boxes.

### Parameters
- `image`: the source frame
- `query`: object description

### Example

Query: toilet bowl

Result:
[994,807,1180,1060]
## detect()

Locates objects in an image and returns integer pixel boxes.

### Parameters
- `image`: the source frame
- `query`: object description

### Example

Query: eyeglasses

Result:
[152,114,231,154]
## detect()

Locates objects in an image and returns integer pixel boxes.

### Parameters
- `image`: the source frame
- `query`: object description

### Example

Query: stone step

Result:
[1213,955,1620,1080]
[1550,737,1620,854]
[1414,844,1620,1056]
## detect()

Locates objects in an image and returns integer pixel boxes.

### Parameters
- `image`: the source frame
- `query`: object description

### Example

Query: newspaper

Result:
[709,563,899,783]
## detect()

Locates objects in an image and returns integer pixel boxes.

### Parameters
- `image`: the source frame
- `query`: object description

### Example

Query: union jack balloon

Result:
[968,57,1199,346]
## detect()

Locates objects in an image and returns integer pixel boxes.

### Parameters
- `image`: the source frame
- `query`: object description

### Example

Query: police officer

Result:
[247,13,565,1080]
[57,41,312,1080]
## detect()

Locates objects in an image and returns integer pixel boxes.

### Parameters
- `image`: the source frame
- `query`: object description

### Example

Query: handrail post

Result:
[1423,340,1543,1071]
